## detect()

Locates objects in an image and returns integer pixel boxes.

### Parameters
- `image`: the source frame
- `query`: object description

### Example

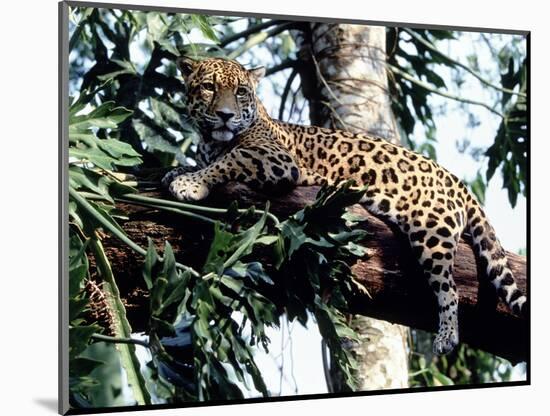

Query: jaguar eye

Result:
[202,82,215,92]
[236,86,248,96]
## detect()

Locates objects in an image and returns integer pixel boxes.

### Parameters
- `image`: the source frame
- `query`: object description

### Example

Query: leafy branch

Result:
[389,64,504,118]
[402,28,526,98]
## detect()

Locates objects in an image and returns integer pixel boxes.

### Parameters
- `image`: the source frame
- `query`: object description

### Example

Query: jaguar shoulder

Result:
[162,56,527,355]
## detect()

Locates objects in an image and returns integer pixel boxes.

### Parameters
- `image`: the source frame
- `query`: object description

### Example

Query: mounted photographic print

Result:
[59,1,529,414]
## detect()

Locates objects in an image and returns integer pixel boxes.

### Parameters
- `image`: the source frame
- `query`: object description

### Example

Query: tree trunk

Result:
[293,23,409,391]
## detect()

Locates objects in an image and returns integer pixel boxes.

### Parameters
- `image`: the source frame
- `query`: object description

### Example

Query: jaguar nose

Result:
[216,110,235,122]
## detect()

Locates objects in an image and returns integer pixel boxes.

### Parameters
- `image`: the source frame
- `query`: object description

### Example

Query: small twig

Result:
[288,84,300,121]
[279,318,285,395]
[310,51,345,108]
[279,69,299,121]
[287,320,298,394]
[389,64,504,118]
[117,196,217,225]
[91,333,150,349]
[321,100,352,131]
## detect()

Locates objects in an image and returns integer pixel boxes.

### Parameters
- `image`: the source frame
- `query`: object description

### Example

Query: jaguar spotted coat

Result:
[162,57,527,354]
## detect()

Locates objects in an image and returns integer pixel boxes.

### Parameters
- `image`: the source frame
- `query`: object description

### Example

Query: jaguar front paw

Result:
[161,166,196,188]
[164,173,210,202]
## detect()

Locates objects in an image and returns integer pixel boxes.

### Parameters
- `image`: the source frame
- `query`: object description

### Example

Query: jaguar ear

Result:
[248,66,265,85]
[176,56,198,81]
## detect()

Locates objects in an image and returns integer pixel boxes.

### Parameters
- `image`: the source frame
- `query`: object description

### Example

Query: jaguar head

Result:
[177,57,265,142]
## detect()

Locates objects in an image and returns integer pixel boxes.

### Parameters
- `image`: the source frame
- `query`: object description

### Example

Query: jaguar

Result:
[162,56,527,354]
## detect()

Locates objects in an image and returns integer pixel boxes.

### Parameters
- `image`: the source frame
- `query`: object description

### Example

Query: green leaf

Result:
[225,261,274,286]
[469,170,486,206]
[151,277,169,314]
[159,271,192,312]
[69,102,133,132]
[432,370,454,386]
[133,119,181,155]
[150,98,183,128]
[71,357,105,376]
[219,275,245,295]
[69,233,89,297]
[161,241,178,284]
[254,235,279,246]
[190,15,219,43]
[69,166,113,202]
[280,219,308,258]
[69,297,90,322]
[157,38,180,56]
[142,238,157,290]
[203,209,268,275]
[97,138,141,159]
[146,12,168,42]
[70,325,101,359]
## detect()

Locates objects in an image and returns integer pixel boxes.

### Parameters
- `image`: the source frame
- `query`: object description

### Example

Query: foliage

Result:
[69,7,227,169]
[68,79,154,406]
[485,58,527,207]
[387,28,456,157]
[138,181,369,400]
[409,330,513,387]
[387,28,527,206]
[273,182,370,390]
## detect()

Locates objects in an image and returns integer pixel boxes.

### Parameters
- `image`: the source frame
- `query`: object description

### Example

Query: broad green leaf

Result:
[159,271,192,313]
[69,325,101,359]
[280,219,308,258]
[161,241,178,284]
[142,238,157,290]
[432,371,454,386]
[69,166,113,201]
[146,12,168,42]
[190,15,219,43]
[150,98,183,128]
[97,138,142,159]
[133,120,181,155]
[69,102,133,132]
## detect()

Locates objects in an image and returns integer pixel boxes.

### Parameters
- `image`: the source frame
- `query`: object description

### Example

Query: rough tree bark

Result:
[101,186,527,365]
[293,23,409,391]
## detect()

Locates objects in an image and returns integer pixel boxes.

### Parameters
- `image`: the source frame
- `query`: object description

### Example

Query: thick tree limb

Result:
[101,185,527,364]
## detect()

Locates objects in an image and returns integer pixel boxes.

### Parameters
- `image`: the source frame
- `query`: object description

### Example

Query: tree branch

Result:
[218,19,285,48]
[100,185,527,365]
[266,59,297,77]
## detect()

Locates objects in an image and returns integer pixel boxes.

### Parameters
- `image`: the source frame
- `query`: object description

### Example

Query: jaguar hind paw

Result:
[433,328,459,355]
